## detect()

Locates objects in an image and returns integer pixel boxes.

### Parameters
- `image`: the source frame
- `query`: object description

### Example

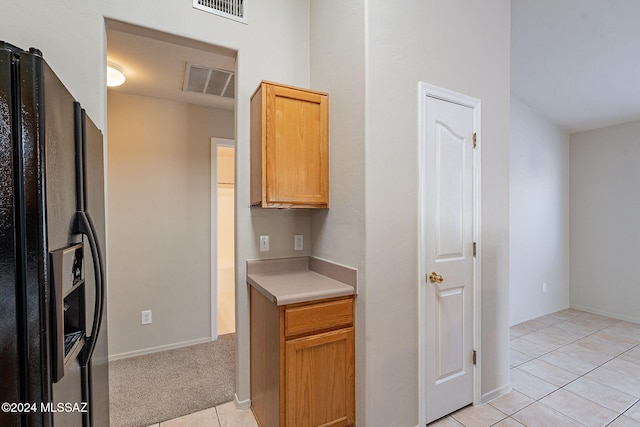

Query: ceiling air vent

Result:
[193,0,247,24]
[184,63,235,99]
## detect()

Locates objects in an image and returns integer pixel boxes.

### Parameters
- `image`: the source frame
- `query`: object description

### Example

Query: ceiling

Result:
[106,21,237,110]
[511,0,640,133]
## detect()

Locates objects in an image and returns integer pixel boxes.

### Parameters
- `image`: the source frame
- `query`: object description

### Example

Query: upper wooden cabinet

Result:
[250,81,329,208]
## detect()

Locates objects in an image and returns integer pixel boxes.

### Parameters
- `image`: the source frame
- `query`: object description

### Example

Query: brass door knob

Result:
[429,272,444,284]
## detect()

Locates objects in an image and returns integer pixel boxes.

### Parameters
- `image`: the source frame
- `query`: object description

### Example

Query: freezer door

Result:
[0,43,71,427]
[0,45,22,427]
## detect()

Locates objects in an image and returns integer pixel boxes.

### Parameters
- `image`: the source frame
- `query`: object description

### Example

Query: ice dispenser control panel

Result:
[51,243,84,295]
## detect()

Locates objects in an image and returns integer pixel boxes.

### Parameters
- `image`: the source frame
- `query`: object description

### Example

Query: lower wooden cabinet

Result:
[285,328,355,427]
[250,287,355,427]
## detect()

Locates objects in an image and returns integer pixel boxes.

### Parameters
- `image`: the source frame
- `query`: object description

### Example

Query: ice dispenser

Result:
[50,243,86,382]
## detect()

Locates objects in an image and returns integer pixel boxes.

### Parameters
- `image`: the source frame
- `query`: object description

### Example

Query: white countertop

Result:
[247,266,355,306]
[247,256,358,305]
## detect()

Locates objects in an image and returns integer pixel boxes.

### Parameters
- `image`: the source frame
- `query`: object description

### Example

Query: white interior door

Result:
[421,87,478,424]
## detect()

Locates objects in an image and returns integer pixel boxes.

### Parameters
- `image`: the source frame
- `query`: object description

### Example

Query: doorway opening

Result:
[106,19,236,357]
[105,19,238,426]
[212,138,235,338]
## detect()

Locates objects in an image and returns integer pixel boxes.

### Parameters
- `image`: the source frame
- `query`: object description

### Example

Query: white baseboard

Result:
[234,393,251,410]
[481,383,512,405]
[509,305,571,327]
[570,304,640,324]
[108,336,212,361]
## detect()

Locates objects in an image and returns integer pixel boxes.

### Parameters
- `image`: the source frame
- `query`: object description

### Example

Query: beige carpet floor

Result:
[109,334,236,427]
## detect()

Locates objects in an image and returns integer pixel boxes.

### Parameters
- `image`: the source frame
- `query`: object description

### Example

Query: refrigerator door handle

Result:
[73,211,104,365]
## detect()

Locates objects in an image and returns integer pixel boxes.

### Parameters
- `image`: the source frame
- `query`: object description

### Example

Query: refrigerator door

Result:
[78,109,109,427]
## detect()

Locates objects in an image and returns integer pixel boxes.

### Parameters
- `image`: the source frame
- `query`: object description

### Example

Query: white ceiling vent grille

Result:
[193,0,247,24]
[184,63,235,99]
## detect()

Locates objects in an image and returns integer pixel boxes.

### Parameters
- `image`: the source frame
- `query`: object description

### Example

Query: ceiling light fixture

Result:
[106,61,126,87]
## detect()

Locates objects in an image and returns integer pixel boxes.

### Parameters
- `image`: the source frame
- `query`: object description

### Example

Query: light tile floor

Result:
[430,308,640,427]
[145,402,258,427]
[149,309,639,427]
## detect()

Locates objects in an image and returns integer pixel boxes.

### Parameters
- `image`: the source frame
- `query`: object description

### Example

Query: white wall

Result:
[510,96,570,325]
[309,0,366,423]
[2,2,108,129]
[107,92,233,357]
[311,1,511,425]
[570,120,640,323]
[366,0,511,418]
[1,0,312,403]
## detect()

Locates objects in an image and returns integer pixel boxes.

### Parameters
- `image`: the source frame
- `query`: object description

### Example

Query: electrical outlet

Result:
[260,235,270,252]
[141,310,152,325]
[543,283,548,293]
[294,234,304,251]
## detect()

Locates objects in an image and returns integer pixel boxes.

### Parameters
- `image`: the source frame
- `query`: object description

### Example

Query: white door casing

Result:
[418,83,481,425]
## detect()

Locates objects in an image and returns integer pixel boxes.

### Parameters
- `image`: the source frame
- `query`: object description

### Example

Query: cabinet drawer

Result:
[285,297,353,338]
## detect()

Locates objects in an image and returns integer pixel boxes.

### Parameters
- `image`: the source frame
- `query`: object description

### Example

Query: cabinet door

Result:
[265,84,328,206]
[285,328,355,427]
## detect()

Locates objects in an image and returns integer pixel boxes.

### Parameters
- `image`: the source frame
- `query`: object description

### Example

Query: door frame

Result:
[211,137,235,341]
[417,82,482,425]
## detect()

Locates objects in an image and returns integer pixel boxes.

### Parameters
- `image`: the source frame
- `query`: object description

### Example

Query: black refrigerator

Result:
[0,42,109,427]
